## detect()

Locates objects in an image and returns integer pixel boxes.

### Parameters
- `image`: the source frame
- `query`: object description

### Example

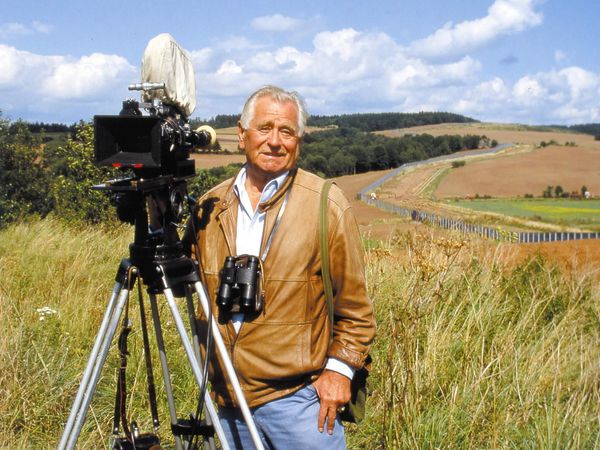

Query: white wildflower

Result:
[36,306,58,320]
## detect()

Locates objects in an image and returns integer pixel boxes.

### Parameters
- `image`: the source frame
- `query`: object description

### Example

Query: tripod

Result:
[58,177,264,450]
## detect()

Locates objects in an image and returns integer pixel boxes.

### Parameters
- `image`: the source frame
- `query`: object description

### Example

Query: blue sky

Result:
[1,0,599,125]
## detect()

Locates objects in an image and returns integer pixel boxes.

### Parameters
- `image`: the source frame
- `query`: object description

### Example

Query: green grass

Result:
[1,218,599,448]
[452,198,600,230]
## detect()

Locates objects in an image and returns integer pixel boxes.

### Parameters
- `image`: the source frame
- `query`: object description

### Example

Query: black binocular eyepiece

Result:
[217,255,262,314]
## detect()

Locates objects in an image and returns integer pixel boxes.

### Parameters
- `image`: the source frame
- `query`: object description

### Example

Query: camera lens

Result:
[239,257,259,313]
[217,257,237,311]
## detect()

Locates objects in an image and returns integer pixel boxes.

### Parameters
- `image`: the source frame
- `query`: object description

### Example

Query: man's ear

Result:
[237,122,246,151]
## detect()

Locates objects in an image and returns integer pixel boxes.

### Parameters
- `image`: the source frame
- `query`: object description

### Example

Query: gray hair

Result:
[240,85,309,137]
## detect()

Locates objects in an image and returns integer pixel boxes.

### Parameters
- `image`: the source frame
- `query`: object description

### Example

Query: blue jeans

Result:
[218,384,346,449]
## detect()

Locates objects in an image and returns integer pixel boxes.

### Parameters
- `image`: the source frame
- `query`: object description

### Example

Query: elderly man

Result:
[187,85,375,449]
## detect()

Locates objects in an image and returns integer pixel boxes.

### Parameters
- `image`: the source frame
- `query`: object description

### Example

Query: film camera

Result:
[217,255,264,315]
[92,33,215,227]
[94,93,214,179]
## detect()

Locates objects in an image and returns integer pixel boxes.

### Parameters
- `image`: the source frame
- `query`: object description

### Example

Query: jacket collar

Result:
[212,167,298,256]
[215,167,298,214]
[257,167,297,213]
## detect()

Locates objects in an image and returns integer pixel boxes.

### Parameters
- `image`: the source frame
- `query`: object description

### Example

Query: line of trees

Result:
[307,111,477,132]
[566,123,600,138]
[26,122,76,133]
[542,185,590,198]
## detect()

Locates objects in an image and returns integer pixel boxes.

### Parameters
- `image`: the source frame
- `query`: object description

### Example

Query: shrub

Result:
[0,117,53,227]
[46,122,116,224]
[451,160,466,168]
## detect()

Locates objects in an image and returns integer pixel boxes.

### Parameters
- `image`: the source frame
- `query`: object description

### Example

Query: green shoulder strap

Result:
[319,179,335,337]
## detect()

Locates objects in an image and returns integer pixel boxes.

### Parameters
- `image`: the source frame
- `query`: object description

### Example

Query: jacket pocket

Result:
[235,320,313,382]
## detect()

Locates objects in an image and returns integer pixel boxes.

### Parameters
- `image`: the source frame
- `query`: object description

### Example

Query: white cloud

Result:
[251,14,302,32]
[190,47,213,70]
[216,60,243,76]
[0,45,135,99]
[444,67,600,124]
[409,0,543,61]
[0,44,136,121]
[42,53,136,99]
[0,21,52,38]
[513,76,547,105]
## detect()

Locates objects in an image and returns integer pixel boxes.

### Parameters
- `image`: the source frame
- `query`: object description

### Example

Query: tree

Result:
[47,122,116,223]
[554,185,563,198]
[463,135,481,150]
[0,115,53,227]
[301,154,329,176]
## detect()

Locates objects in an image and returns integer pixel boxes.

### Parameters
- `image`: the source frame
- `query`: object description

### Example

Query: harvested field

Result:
[191,152,245,169]
[435,144,600,199]
[508,239,600,272]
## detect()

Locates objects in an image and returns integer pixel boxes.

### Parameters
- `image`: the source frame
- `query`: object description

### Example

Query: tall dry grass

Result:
[347,232,599,449]
[1,218,598,448]
[0,218,201,449]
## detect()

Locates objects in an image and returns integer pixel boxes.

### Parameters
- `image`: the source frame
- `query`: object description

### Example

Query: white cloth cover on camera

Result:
[140,33,196,117]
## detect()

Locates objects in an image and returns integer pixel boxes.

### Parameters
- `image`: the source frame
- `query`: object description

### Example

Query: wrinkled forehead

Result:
[252,97,299,126]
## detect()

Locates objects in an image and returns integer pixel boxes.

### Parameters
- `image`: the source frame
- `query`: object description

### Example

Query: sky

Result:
[1,0,599,126]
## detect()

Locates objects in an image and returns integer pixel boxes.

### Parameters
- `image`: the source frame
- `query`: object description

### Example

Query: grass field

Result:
[451,198,600,230]
[1,218,599,449]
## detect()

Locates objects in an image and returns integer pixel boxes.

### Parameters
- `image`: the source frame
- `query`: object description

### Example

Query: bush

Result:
[0,117,53,227]
[451,160,466,168]
[46,122,116,223]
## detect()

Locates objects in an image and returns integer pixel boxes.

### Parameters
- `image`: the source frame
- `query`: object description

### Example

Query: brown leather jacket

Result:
[186,168,375,407]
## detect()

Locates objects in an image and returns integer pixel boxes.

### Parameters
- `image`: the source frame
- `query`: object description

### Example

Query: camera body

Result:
[94,98,212,179]
[217,255,263,315]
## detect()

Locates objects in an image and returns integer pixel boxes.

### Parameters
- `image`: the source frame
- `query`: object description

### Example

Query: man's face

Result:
[238,96,300,181]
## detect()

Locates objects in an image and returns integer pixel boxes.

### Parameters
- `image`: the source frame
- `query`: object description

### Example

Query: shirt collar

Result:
[233,165,289,206]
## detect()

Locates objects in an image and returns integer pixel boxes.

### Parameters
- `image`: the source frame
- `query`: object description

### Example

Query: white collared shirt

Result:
[232,166,354,380]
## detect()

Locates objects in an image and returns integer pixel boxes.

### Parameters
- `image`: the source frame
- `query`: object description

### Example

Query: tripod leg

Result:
[161,287,234,450]
[184,286,217,450]
[58,283,131,450]
[191,282,265,450]
[147,293,186,450]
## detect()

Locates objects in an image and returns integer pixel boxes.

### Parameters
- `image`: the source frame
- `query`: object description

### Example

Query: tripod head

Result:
[94,174,197,297]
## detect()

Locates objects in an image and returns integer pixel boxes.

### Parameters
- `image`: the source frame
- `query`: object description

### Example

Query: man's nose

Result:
[267,128,282,147]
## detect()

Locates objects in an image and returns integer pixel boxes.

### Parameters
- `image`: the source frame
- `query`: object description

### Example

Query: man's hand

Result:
[312,369,351,435]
